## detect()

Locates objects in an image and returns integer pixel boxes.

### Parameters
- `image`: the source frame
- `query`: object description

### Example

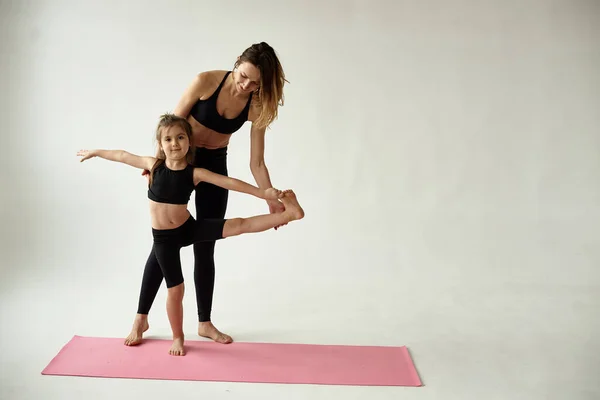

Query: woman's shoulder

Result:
[191,70,229,98]
[195,70,229,85]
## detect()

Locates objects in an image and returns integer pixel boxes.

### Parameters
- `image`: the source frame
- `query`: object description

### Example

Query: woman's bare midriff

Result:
[187,116,232,149]
[149,201,192,230]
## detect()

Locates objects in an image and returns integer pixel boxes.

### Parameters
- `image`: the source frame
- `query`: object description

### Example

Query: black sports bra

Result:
[188,71,253,134]
[147,162,195,205]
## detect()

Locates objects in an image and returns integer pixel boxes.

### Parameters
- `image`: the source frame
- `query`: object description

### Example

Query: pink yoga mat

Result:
[42,335,422,386]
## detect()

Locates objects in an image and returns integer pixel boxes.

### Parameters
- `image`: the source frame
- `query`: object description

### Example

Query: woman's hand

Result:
[141,168,150,183]
[267,198,287,230]
[263,187,284,201]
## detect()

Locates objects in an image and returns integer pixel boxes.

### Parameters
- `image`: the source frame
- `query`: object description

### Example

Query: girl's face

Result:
[160,125,190,161]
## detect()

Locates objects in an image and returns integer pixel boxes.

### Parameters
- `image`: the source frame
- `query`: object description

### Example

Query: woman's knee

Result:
[193,240,216,258]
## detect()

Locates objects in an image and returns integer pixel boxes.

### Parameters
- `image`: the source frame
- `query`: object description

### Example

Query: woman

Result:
[125,42,288,346]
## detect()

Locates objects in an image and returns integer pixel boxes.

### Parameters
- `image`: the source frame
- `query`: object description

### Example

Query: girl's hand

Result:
[264,187,284,201]
[77,149,96,162]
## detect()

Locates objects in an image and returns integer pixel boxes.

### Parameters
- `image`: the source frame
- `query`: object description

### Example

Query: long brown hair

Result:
[234,42,288,130]
[149,113,195,187]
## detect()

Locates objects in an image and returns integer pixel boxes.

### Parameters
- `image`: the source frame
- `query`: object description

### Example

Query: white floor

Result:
[2,218,599,400]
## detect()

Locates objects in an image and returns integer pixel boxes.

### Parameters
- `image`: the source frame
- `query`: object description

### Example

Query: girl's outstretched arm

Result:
[193,168,284,201]
[77,149,157,171]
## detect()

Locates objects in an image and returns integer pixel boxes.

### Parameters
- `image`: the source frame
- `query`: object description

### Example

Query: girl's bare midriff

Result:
[149,201,192,230]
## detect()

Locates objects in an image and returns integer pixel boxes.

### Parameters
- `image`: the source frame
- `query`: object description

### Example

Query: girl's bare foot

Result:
[198,321,233,344]
[169,337,185,356]
[280,190,305,220]
[124,314,149,346]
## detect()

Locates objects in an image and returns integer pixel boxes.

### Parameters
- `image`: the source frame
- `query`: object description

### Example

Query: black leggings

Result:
[152,215,226,288]
[137,147,229,321]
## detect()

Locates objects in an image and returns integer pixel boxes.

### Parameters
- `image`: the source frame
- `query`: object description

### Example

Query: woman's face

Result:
[234,61,260,94]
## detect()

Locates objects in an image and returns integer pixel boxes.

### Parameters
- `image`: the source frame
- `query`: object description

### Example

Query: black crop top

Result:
[188,71,253,134]
[147,163,195,205]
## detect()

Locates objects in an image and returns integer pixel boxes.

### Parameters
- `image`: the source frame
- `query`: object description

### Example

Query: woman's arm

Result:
[78,149,156,171]
[249,123,286,229]
[141,73,209,177]
[173,72,209,118]
[249,124,276,190]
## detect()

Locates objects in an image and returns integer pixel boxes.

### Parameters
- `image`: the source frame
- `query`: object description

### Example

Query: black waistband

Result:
[194,146,227,157]
[152,215,194,236]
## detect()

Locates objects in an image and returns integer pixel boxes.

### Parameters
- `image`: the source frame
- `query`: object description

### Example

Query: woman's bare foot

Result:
[124,314,149,346]
[198,321,233,344]
[169,337,185,356]
[281,190,305,221]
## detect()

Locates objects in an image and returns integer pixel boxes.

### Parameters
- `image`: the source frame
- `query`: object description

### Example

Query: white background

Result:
[1,0,599,399]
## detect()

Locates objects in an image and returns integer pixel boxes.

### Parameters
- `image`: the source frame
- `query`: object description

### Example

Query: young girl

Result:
[77,113,304,356]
